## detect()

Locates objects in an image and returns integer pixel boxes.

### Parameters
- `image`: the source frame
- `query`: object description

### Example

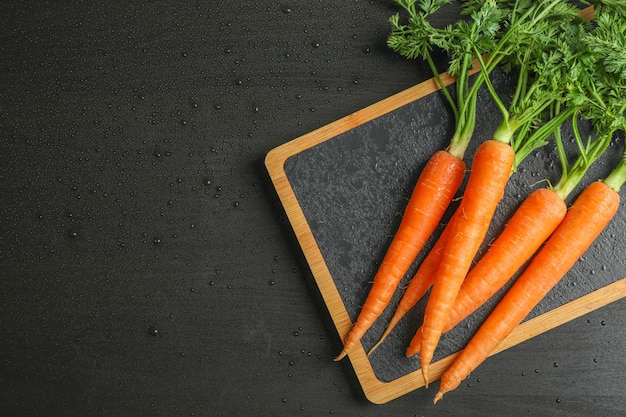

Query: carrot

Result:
[335,150,465,361]
[408,109,613,356]
[367,213,457,356]
[419,139,515,386]
[444,187,567,329]
[435,179,622,403]
[435,7,626,399]
[342,0,581,363]
[406,187,566,356]
[337,0,507,361]
[418,5,589,384]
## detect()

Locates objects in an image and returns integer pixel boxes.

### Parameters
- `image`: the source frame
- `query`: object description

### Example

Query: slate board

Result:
[265,64,626,404]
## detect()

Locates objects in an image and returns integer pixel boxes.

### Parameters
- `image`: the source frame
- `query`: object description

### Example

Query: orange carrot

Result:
[419,139,515,386]
[406,187,567,356]
[445,188,567,329]
[435,180,621,403]
[367,213,457,356]
[335,150,465,361]
[432,113,613,343]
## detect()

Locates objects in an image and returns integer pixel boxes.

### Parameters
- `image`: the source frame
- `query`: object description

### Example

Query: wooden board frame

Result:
[263,6,626,404]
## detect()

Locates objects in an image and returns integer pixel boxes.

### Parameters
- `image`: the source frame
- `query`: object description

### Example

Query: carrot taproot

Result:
[435,180,621,403]
[367,213,457,356]
[444,188,567,330]
[347,0,581,365]
[335,150,465,361]
[418,6,590,383]
[337,0,503,361]
[419,139,515,386]
[409,110,613,357]
[406,187,567,356]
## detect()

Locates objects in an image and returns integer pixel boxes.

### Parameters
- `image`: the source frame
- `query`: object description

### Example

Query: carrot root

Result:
[369,216,455,357]
[406,327,422,357]
[443,187,567,332]
[420,140,515,381]
[336,150,465,360]
[438,181,620,398]
[408,187,567,358]
[433,391,444,404]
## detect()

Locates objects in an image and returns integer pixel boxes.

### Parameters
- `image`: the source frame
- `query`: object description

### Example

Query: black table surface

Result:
[2,1,625,416]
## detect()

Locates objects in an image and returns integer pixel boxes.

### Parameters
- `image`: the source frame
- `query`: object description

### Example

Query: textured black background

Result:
[1,1,625,416]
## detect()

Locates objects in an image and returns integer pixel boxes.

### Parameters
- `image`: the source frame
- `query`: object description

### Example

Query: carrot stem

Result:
[604,144,626,192]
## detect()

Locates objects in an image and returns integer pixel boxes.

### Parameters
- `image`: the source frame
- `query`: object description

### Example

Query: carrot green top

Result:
[387,0,580,160]
[567,4,626,194]
[388,0,626,188]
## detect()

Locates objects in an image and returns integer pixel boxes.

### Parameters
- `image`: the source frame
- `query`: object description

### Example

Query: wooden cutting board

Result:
[264,6,626,404]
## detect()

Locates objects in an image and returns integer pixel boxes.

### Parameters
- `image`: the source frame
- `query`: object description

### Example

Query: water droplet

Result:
[68,230,77,238]
[148,327,158,336]
[281,5,291,13]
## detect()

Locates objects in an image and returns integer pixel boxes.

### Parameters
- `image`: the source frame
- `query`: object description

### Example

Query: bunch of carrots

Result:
[335,0,626,402]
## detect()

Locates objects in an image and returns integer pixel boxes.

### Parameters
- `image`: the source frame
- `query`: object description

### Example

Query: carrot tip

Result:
[334,350,348,361]
[433,391,444,404]
[405,346,419,357]
[422,366,430,389]
[367,341,382,357]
